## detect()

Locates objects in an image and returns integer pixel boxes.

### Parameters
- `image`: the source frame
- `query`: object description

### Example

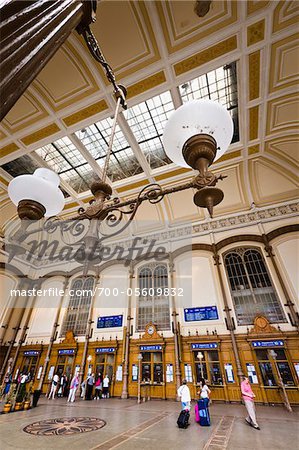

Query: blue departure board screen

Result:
[184,306,218,322]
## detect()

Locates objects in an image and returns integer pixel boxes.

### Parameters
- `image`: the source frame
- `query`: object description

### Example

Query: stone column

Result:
[10,279,41,373]
[0,277,32,381]
[121,264,134,399]
[169,255,182,396]
[37,277,70,391]
[0,277,25,346]
[212,244,244,381]
[78,273,100,388]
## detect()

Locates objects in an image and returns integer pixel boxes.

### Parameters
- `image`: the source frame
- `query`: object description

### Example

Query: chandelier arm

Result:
[71,180,197,220]
[102,96,122,183]
[80,25,127,109]
[98,201,143,241]
[107,180,196,210]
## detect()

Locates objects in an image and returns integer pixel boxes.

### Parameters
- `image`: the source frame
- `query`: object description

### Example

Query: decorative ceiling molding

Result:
[273,1,299,33]
[247,1,270,16]
[80,0,161,82]
[248,144,260,156]
[247,19,265,46]
[0,143,19,159]
[156,0,238,53]
[264,135,299,172]
[33,42,100,111]
[2,90,49,133]
[173,35,237,76]
[126,71,166,99]
[62,99,108,127]
[248,51,260,101]
[248,156,298,205]
[20,123,61,146]
[249,106,259,141]
[266,92,299,136]
[269,32,299,93]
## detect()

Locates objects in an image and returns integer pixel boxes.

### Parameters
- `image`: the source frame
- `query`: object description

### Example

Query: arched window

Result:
[137,263,170,331]
[61,276,95,336]
[224,248,286,325]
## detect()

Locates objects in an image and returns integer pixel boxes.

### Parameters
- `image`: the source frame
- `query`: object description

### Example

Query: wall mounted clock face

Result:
[147,324,155,335]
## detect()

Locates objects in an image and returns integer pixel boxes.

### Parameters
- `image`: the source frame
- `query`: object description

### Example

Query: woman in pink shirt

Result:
[241,377,260,430]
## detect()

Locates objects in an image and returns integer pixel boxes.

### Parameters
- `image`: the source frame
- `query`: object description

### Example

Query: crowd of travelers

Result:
[47,372,110,402]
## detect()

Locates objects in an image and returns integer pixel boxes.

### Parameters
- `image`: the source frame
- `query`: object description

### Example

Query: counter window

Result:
[273,349,295,386]
[56,355,74,378]
[21,355,38,378]
[194,350,223,385]
[141,352,163,383]
[95,353,115,380]
[256,348,295,386]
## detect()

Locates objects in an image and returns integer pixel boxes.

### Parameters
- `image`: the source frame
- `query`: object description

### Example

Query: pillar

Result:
[37,277,70,391]
[121,264,134,399]
[169,255,182,396]
[212,244,244,381]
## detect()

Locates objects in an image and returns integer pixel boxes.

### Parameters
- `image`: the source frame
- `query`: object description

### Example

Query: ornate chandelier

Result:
[6,21,233,258]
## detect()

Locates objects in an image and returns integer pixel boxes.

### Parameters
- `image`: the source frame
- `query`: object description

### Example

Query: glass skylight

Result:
[1,153,69,197]
[1,154,40,178]
[124,91,174,169]
[179,62,239,143]
[36,137,95,194]
[76,117,143,182]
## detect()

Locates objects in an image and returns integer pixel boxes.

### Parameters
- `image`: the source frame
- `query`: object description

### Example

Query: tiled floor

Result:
[0,397,298,450]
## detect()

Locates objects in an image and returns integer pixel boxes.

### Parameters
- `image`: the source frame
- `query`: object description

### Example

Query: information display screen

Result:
[97,315,123,329]
[184,306,218,322]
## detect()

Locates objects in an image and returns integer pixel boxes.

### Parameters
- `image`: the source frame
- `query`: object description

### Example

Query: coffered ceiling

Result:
[0,0,298,234]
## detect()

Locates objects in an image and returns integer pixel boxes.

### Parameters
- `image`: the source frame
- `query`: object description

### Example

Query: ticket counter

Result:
[250,340,299,404]
[21,350,40,379]
[191,343,227,401]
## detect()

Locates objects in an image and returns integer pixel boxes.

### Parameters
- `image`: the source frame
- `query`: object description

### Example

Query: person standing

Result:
[177,379,191,411]
[94,373,102,400]
[86,373,95,400]
[57,374,65,398]
[3,373,12,395]
[48,373,59,399]
[241,376,260,430]
[198,378,211,407]
[102,375,110,398]
[81,379,86,399]
[68,374,79,402]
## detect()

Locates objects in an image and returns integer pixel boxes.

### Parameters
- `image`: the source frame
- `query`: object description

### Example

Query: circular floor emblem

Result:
[23,417,106,436]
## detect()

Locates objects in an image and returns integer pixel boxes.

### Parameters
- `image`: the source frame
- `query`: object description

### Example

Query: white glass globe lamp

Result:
[163,99,233,169]
[8,168,65,220]
[162,99,234,217]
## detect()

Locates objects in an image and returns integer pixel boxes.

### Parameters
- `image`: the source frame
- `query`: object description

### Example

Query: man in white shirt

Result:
[177,379,191,411]
[48,373,59,399]
[102,375,110,398]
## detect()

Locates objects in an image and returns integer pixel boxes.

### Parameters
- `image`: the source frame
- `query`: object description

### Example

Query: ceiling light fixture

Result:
[6,21,233,252]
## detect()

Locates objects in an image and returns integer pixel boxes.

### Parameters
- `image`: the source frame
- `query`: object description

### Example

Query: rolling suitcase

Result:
[198,399,210,426]
[177,409,190,428]
[195,402,200,423]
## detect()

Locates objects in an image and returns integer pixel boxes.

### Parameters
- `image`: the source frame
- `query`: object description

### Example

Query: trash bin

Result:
[32,389,41,407]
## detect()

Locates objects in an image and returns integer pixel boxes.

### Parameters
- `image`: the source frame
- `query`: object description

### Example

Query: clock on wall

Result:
[145,323,156,336]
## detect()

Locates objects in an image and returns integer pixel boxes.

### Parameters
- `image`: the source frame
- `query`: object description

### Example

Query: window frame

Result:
[136,263,170,332]
[60,276,95,337]
[223,246,286,326]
